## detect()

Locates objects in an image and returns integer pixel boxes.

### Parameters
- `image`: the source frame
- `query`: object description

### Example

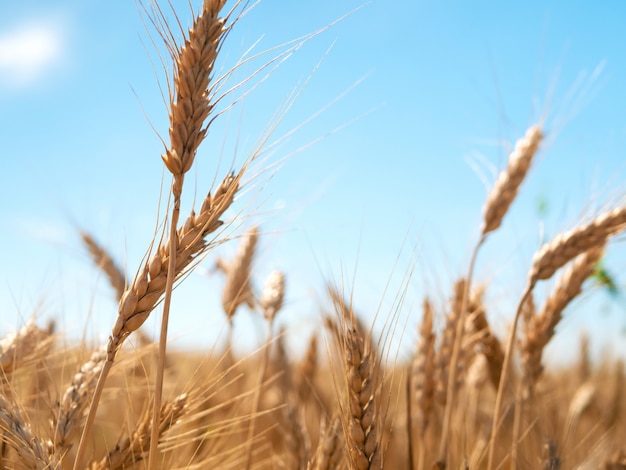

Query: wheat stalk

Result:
[243,266,283,470]
[149,1,229,466]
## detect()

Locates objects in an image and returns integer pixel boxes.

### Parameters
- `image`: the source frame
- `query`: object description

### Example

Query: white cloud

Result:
[0,22,63,87]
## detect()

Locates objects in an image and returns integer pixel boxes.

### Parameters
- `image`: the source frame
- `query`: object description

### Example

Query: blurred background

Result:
[1,0,625,367]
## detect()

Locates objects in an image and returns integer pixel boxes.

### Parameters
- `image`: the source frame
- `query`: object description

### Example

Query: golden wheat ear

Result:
[220,226,260,322]
[51,347,107,459]
[0,395,59,469]
[310,415,343,470]
[0,320,54,376]
[521,245,604,394]
[489,205,626,470]
[481,125,543,236]
[80,231,125,301]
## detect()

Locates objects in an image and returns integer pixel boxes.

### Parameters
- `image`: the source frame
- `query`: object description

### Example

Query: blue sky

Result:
[1,0,625,366]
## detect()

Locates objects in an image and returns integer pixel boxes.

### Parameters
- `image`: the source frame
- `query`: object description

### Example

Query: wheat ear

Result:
[522,245,604,392]
[150,1,228,466]
[343,324,381,470]
[51,347,106,458]
[259,269,286,323]
[73,172,238,469]
[529,206,626,283]
[488,206,626,470]
[0,395,59,469]
[481,125,543,235]
[80,232,125,300]
[310,415,343,470]
[467,287,504,390]
[220,226,260,321]
[0,320,54,375]
[408,298,436,470]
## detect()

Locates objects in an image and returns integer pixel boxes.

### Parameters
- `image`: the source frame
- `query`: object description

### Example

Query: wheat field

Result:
[2,1,626,469]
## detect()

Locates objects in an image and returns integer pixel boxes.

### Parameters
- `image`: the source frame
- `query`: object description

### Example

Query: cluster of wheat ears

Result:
[2,1,626,469]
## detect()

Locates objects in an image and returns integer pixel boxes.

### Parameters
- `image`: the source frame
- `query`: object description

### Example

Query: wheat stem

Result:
[149,180,182,470]
[437,235,484,465]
